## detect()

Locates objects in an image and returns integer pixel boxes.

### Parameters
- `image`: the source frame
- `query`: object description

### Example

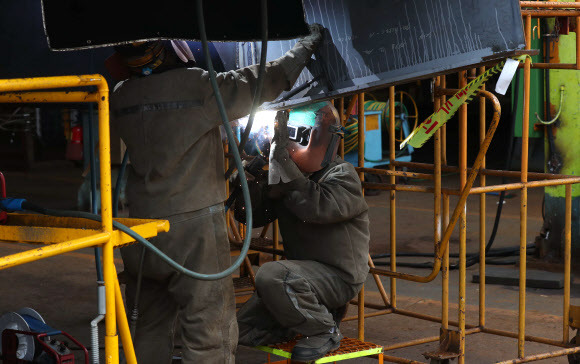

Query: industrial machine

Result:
[344,93,419,168]
[0,309,88,364]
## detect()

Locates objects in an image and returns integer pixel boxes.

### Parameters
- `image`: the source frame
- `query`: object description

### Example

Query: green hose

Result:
[20,203,249,282]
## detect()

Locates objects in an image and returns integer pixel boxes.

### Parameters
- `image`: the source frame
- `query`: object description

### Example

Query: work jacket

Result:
[110,41,315,218]
[239,158,370,285]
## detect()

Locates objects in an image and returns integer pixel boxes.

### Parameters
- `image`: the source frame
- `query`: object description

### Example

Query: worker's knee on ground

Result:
[255,261,288,296]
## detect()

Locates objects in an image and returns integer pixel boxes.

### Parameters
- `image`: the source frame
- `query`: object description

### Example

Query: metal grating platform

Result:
[256,337,383,363]
[250,237,277,247]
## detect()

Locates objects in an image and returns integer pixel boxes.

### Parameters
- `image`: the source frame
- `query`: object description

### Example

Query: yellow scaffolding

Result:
[0,75,169,364]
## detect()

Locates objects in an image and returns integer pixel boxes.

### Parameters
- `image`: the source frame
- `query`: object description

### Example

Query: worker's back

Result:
[111,67,226,218]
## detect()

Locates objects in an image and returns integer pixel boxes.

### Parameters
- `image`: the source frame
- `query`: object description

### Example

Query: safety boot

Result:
[290,326,343,363]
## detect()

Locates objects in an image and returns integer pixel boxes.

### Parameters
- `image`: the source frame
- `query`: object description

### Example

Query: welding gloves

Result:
[299,24,324,52]
[269,111,304,185]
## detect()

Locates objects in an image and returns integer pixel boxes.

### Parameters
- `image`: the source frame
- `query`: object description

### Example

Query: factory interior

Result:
[0,1,579,363]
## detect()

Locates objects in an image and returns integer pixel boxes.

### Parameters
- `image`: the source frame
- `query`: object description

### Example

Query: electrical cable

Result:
[12,199,247,281]
[130,246,146,338]
[224,0,268,180]
[109,149,144,337]
[113,151,129,218]
[372,245,531,259]
[372,244,535,268]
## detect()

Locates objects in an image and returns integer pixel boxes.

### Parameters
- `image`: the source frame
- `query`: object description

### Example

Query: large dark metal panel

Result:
[246,0,526,109]
[1,0,112,80]
[0,1,239,81]
[42,0,309,50]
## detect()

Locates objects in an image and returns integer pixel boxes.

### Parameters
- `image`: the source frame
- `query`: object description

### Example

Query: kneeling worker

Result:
[236,103,370,362]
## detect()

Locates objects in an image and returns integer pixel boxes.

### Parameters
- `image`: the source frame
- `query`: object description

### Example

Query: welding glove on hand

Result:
[269,111,304,185]
[298,23,324,52]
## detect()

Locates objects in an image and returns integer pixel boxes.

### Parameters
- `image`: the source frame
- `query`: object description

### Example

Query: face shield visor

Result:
[286,101,343,173]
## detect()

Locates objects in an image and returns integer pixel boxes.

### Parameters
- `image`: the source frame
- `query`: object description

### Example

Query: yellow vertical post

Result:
[441,76,449,332]
[357,93,365,341]
[97,80,119,364]
[519,15,532,359]
[478,66,487,328]
[563,185,572,343]
[458,70,468,364]
[388,86,397,309]
[433,77,445,337]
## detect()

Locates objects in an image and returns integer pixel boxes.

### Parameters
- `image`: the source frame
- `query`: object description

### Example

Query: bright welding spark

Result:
[237,110,277,140]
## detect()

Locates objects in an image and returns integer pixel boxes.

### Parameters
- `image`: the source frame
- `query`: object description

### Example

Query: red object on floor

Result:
[0,172,7,224]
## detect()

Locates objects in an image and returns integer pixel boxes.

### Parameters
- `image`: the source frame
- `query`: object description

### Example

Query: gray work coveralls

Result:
[238,158,370,346]
[110,41,315,364]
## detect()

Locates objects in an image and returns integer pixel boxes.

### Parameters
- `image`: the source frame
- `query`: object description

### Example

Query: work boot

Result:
[291,326,343,363]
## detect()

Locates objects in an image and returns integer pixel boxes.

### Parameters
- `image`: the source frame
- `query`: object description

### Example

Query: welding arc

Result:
[224,0,269,180]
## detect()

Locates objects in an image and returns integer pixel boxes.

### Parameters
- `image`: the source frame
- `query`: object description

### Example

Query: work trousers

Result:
[238,260,362,347]
[122,204,237,364]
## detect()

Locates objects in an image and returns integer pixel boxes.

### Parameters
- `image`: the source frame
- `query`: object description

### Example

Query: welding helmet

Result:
[287,101,343,173]
[106,40,196,80]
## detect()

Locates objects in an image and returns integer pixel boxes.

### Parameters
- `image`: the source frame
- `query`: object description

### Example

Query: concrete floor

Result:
[0,161,577,363]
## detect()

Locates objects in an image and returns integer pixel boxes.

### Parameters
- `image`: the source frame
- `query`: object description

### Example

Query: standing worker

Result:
[236,104,370,362]
[109,25,323,364]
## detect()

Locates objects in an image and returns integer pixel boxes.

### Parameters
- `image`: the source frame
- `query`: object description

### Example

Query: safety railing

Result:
[0,75,169,364]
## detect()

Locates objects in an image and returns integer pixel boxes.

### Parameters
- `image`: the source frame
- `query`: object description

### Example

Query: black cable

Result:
[129,247,146,338]
[224,0,269,180]
[372,245,531,259]
[110,150,144,338]
[462,70,520,268]
[372,244,535,268]
[113,151,129,217]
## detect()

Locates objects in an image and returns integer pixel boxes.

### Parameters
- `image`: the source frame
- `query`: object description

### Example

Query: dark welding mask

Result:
[106,40,196,81]
[287,101,343,173]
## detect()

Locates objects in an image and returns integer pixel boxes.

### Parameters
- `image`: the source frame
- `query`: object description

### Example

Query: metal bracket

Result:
[423,328,461,363]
